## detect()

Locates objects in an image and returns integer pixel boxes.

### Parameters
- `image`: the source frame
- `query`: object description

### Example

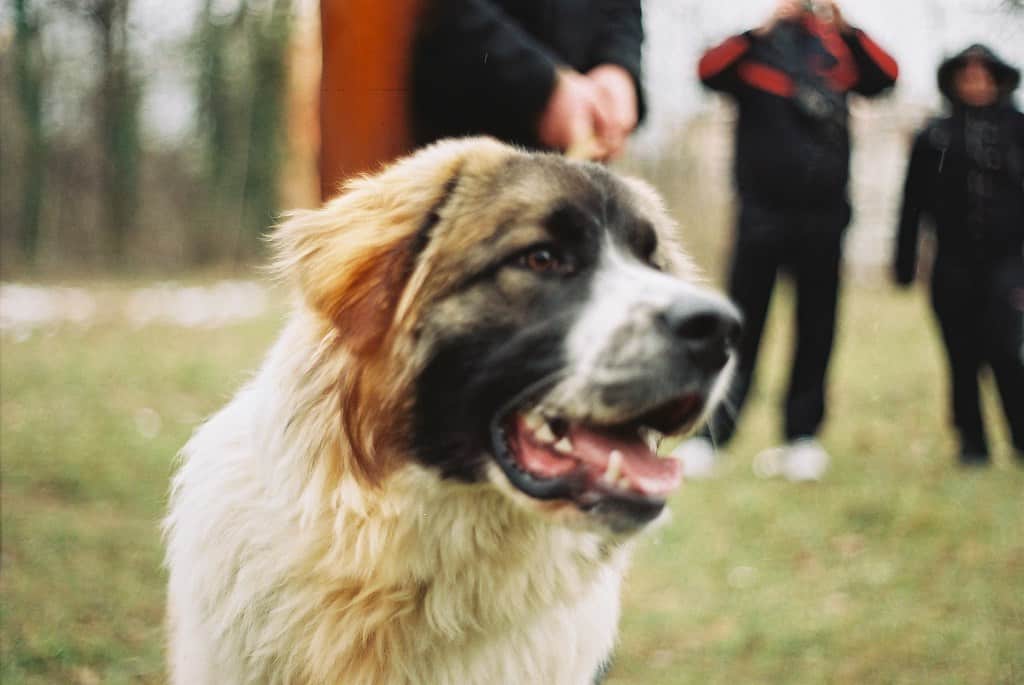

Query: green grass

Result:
[2,280,1022,684]
[1,297,285,685]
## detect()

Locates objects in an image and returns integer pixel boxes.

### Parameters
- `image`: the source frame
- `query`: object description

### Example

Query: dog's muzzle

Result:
[490,292,742,531]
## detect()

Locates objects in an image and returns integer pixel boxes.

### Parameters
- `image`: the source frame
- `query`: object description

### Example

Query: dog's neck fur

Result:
[177,307,631,683]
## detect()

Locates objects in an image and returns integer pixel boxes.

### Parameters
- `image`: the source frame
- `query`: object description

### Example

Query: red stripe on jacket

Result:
[737,62,795,97]
[698,35,751,81]
[853,30,900,81]
[804,16,859,91]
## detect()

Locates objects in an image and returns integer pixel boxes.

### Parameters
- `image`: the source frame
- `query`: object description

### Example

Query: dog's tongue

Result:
[568,425,682,496]
[513,417,682,497]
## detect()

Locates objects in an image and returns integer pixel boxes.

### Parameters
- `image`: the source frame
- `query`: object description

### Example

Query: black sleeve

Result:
[842,28,899,96]
[1011,111,1024,206]
[590,0,647,123]
[697,31,756,95]
[894,131,932,286]
[412,0,560,146]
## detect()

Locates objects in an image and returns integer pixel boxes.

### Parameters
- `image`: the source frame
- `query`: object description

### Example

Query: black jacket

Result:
[698,17,898,210]
[411,0,645,150]
[894,45,1024,285]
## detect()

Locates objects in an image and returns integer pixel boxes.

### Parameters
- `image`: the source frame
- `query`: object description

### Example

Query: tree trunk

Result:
[13,0,46,262]
[319,0,425,200]
[92,0,140,263]
[239,0,291,250]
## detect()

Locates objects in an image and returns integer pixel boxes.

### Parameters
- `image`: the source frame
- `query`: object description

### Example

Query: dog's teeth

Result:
[554,437,574,454]
[603,450,623,483]
[617,476,632,490]
[640,427,663,453]
[524,412,545,432]
[534,423,556,444]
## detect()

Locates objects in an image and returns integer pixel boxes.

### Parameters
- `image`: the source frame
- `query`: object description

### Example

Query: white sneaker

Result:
[781,438,830,482]
[671,437,718,480]
[753,438,830,482]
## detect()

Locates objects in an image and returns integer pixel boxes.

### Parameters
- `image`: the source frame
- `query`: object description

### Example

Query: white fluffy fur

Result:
[162,138,723,684]
[165,308,633,684]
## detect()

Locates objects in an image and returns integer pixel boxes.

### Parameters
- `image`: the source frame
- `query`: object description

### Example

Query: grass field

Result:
[2,279,1022,684]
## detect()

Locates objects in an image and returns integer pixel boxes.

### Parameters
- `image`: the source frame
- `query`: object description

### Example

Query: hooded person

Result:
[894,44,1024,466]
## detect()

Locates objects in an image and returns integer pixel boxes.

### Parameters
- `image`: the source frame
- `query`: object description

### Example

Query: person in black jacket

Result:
[674,0,898,480]
[894,44,1024,467]
[411,0,645,161]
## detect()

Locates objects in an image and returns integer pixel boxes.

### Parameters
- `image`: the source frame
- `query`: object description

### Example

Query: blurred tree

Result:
[196,0,235,189]
[193,0,245,263]
[85,0,142,262]
[240,0,291,253]
[12,0,47,262]
[192,0,292,262]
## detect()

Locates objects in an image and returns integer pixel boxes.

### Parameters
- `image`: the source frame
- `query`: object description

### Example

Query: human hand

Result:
[754,0,804,36]
[586,64,638,161]
[537,69,609,160]
[819,1,852,33]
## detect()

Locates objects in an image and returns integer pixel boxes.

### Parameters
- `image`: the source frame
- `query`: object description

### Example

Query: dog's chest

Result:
[415,553,625,685]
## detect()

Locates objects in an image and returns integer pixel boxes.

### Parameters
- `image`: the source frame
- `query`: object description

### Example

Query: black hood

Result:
[938,43,1020,105]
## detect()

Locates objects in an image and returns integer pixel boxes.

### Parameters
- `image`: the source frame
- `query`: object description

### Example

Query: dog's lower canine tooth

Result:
[603,450,623,483]
[554,437,573,454]
[534,423,556,444]
[524,412,545,432]
[640,427,661,453]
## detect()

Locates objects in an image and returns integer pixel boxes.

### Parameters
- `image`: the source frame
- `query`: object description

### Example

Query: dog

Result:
[164,138,740,685]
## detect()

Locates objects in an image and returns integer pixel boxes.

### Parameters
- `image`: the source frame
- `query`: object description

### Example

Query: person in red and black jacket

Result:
[894,45,1024,467]
[674,0,898,481]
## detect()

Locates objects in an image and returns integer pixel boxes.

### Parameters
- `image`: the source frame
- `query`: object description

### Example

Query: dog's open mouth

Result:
[490,394,705,514]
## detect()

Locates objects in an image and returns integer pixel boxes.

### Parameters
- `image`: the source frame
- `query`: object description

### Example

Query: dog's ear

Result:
[619,175,700,281]
[272,138,510,354]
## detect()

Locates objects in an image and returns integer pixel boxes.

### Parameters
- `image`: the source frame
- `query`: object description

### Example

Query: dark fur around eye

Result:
[516,246,572,275]
[632,220,658,265]
[514,245,576,276]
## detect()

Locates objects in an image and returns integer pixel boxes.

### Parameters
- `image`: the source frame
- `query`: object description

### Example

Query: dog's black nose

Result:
[657,296,742,371]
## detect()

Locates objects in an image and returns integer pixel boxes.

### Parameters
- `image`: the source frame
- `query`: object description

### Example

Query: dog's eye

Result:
[517,246,573,275]
[524,249,557,272]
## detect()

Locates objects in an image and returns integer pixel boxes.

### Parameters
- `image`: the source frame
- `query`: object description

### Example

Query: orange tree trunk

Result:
[319,0,424,200]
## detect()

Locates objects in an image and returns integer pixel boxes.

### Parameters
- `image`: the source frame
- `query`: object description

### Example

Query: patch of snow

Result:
[0,280,270,337]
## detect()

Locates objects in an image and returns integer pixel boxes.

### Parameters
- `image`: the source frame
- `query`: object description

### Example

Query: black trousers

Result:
[931,256,1024,458]
[702,202,848,445]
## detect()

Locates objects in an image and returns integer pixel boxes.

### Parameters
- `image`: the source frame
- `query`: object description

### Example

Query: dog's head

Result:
[274,138,739,533]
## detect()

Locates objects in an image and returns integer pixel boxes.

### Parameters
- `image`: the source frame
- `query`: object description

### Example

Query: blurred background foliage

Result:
[2,0,1022,279]
[1,0,306,273]
[1,2,1023,683]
